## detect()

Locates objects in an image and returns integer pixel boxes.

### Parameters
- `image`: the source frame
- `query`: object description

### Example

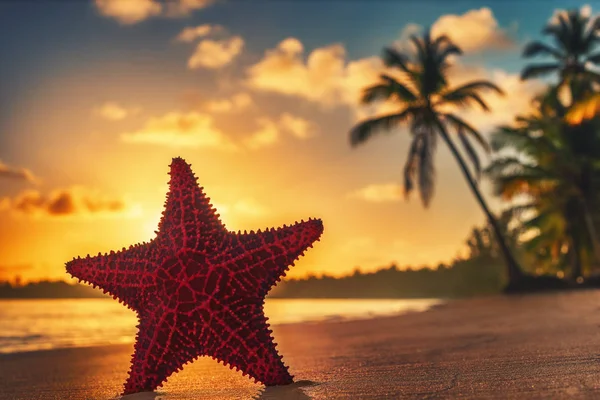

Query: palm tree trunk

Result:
[570,236,583,280]
[434,119,524,283]
[579,198,600,265]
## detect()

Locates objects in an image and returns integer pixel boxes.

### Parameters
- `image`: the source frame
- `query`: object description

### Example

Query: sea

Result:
[0,298,443,354]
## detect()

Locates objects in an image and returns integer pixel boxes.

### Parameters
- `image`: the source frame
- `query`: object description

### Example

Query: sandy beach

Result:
[3,290,600,399]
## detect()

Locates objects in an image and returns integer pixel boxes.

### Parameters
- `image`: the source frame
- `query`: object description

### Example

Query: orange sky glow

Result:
[1,0,574,282]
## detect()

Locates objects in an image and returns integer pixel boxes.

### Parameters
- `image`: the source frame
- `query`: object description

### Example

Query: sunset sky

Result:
[0,0,594,282]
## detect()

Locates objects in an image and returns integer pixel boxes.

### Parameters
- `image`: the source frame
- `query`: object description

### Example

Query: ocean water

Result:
[0,298,443,354]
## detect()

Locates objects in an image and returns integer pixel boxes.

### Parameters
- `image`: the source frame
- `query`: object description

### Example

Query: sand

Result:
[2,290,600,399]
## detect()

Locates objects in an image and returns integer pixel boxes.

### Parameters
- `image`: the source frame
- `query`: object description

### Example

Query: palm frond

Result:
[417,126,436,207]
[585,52,600,64]
[360,84,393,104]
[442,91,491,111]
[442,113,490,152]
[484,156,533,176]
[403,133,423,198]
[432,34,453,49]
[492,172,558,199]
[489,125,559,155]
[522,41,564,59]
[437,42,463,61]
[520,63,561,80]
[381,47,412,74]
[502,202,540,220]
[447,80,504,96]
[409,34,427,65]
[378,74,419,102]
[580,69,600,84]
[583,17,600,49]
[349,109,413,147]
[360,76,418,105]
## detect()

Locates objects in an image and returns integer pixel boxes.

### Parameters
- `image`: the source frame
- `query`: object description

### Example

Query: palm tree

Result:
[521,8,600,102]
[465,210,521,260]
[349,30,525,286]
[485,89,600,280]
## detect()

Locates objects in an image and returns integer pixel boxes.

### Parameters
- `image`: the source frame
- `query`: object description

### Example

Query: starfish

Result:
[65,157,324,396]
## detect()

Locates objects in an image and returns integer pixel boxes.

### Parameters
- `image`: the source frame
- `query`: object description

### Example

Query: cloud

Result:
[246,8,520,108]
[243,113,317,149]
[279,113,316,139]
[0,187,141,219]
[247,35,542,131]
[244,118,280,149]
[187,36,244,69]
[0,160,39,184]
[93,102,142,121]
[205,92,254,113]
[120,108,314,151]
[121,111,238,151]
[448,65,545,130]
[165,0,214,17]
[246,38,382,107]
[430,8,515,52]
[94,0,162,25]
[175,24,224,42]
[94,0,214,24]
[347,183,403,203]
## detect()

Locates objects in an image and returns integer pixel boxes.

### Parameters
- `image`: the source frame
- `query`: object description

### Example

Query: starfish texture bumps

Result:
[65,157,324,395]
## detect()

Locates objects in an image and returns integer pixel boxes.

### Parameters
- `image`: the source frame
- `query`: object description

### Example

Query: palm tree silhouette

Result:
[521,8,600,99]
[349,30,525,287]
[485,89,600,280]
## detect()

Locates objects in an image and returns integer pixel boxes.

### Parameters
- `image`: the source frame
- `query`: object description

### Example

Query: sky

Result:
[0,0,596,282]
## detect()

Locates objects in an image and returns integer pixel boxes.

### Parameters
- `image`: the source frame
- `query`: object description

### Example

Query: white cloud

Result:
[431,8,514,52]
[121,111,238,151]
[188,36,245,69]
[243,113,317,149]
[93,102,141,121]
[205,92,253,113]
[94,0,214,24]
[165,0,214,17]
[175,24,223,42]
[244,118,280,150]
[246,37,382,107]
[94,0,162,25]
[246,32,542,130]
[279,113,316,139]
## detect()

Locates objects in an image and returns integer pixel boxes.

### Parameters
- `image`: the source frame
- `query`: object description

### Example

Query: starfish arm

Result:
[65,242,157,311]
[157,158,227,251]
[123,297,199,395]
[203,299,293,386]
[219,218,324,298]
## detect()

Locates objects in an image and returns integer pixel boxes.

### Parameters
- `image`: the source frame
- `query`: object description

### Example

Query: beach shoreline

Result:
[3,290,600,399]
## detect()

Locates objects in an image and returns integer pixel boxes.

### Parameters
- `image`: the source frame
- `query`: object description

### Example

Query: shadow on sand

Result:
[253,380,319,400]
[116,391,166,400]
[114,381,319,400]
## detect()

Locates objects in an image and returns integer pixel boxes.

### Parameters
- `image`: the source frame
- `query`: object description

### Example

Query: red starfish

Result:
[65,157,323,395]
